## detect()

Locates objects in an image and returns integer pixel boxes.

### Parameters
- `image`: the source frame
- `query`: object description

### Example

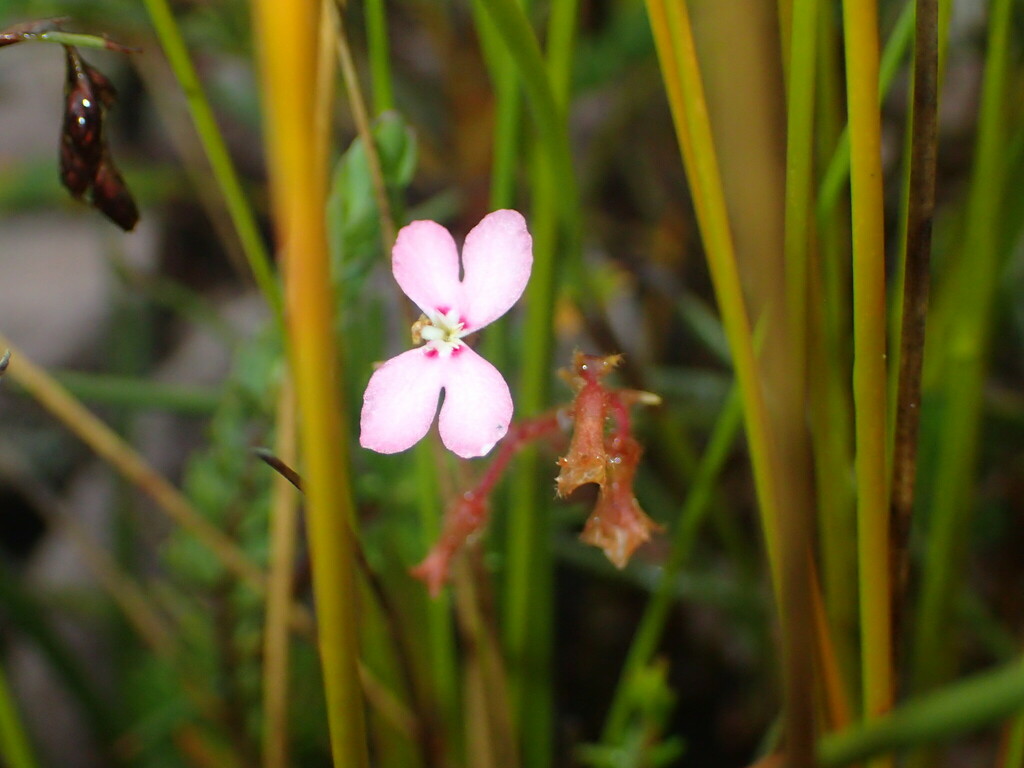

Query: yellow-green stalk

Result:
[251,1,368,765]
[841,0,893,757]
[262,382,299,768]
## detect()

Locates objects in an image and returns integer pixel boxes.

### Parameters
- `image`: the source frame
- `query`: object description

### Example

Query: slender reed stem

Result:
[647,3,823,763]
[506,3,577,761]
[889,0,938,633]
[602,382,743,743]
[817,1,914,224]
[783,0,818,394]
[477,0,580,231]
[841,0,893,753]
[911,0,1013,700]
[455,559,520,768]
[141,0,282,322]
[251,0,368,764]
[776,2,822,762]
[644,0,781,576]
[262,382,299,768]
[364,0,394,113]
[885,0,953,443]
[810,0,859,698]
[413,444,460,742]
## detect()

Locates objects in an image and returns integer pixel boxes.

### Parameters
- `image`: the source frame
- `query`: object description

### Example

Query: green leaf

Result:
[326,111,418,284]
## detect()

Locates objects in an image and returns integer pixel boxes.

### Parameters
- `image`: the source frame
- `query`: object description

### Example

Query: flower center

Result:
[414,308,469,357]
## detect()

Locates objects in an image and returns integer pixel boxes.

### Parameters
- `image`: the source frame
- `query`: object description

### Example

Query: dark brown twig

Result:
[891,0,939,631]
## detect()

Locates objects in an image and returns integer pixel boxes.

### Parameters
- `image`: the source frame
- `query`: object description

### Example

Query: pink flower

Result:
[360,210,533,459]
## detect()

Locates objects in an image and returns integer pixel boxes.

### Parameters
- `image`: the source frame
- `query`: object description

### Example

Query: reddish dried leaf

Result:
[556,380,607,496]
[411,492,489,597]
[579,435,660,569]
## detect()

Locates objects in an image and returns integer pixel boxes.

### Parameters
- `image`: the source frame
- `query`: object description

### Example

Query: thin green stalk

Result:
[477,0,580,234]
[413,443,460,748]
[252,0,368,764]
[0,663,39,768]
[811,0,858,695]
[142,0,282,323]
[514,11,578,763]
[474,1,581,763]
[888,0,939,630]
[471,0,524,371]
[455,557,520,768]
[602,382,743,743]
[819,656,1024,767]
[477,5,523,212]
[364,0,394,113]
[817,1,913,224]
[783,0,818,391]
[777,2,822,762]
[911,0,1013,699]
[36,30,132,50]
[842,0,893,751]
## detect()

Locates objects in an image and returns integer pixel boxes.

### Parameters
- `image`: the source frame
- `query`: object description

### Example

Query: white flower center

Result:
[416,308,469,357]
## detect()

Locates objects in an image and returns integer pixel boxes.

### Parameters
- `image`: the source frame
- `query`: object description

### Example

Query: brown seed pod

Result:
[58,45,138,230]
[60,45,104,197]
[90,155,139,231]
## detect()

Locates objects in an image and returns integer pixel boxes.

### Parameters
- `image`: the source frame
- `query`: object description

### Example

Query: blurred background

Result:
[0,1,1021,767]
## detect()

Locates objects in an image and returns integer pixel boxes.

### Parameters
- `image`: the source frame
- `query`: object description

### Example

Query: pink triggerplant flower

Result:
[360,210,533,458]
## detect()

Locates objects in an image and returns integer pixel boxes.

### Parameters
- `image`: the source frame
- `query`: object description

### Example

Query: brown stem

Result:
[891,0,939,636]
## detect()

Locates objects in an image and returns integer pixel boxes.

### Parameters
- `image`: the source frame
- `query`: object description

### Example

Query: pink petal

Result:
[392,220,461,316]
[360,348,444,454]
[438,347,513,458]
[458,210,533,330]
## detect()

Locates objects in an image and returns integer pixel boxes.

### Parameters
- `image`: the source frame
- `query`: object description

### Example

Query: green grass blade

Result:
[364,0,395,113]
[819,656,1024,766]
[911,0,1014,697]
[601,382,743,743]
[142,0,283,323]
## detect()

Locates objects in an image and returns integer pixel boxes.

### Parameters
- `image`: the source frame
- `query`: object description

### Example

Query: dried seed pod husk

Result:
[91,155,139,231]
[60,45,104,197]
[579,435,660,568]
